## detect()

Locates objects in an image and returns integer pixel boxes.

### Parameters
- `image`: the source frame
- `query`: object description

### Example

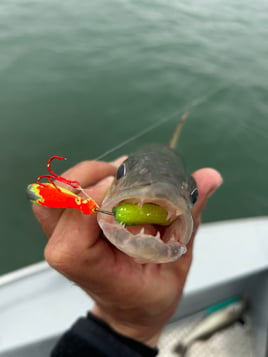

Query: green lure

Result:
[113,202,172,226]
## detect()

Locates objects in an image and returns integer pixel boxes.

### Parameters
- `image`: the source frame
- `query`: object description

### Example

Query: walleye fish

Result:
[97,114,198,263]
[174,299,248,356]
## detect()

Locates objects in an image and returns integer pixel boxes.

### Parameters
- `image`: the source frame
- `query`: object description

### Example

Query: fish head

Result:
[97,145,198,263]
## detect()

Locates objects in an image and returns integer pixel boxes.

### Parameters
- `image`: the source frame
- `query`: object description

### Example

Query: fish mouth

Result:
[97,195,193,264]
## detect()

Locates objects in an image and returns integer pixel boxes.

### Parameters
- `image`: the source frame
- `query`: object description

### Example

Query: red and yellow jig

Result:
[27,156,172,226]
[26,156,112,215]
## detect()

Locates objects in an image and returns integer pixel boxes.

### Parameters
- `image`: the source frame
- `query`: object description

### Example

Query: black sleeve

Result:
[51,313,159,357]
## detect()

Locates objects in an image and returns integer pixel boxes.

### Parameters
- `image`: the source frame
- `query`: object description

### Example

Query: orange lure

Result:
[26,156,107,215]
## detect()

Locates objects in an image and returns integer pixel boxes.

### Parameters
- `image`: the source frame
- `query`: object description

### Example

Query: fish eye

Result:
[190,188,198,205]
[116,163,126,180]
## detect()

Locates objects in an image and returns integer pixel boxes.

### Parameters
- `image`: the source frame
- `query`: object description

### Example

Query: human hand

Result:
[32,158,222,347]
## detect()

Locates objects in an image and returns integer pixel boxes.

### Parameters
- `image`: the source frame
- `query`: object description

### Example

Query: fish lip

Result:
[97,194,193,263]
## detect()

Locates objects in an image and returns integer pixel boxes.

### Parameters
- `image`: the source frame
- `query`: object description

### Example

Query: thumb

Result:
[192,168,223,228]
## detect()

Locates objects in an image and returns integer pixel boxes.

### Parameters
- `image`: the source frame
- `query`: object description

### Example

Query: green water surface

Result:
[0,0,267,274]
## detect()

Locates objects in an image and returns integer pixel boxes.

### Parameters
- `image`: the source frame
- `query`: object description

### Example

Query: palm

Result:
[44,202,192,324]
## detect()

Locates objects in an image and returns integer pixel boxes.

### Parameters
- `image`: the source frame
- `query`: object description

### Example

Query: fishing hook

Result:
[36,156,81,190]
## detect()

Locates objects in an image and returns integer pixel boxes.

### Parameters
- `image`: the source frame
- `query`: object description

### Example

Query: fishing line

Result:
[95,76,243,161]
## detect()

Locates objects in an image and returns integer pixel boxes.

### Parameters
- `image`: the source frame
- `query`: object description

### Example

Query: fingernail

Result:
[110,156,128,168]
[208,175,224,197]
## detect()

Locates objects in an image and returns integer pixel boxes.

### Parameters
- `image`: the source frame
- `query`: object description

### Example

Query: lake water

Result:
[0,0,267,274]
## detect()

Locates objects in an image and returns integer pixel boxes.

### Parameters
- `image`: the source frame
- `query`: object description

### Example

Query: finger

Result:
[32,176,115,238]
[44,176,114,274]
[164,168,222,275]
[110,155,128,168]
[50,176,114,248]
[32,159,120,238]
[186,167,223,253]
[191,168,223,225]
[32,205,63,238]
[62,160,118,191]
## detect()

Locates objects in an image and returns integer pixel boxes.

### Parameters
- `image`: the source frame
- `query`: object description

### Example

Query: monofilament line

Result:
[94,76,243,161]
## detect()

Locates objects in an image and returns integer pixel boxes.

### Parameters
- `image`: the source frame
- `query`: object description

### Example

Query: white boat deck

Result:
[0,217,267,355]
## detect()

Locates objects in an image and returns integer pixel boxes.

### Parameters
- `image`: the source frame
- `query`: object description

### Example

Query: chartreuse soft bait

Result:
[112,202,172,226]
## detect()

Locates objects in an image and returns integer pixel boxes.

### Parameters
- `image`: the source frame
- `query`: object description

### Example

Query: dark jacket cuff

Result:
[51,312,158,357]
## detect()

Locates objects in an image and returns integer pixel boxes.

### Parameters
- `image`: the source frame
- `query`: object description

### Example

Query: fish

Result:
[174,298,248,356]
[97,114,198,263]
